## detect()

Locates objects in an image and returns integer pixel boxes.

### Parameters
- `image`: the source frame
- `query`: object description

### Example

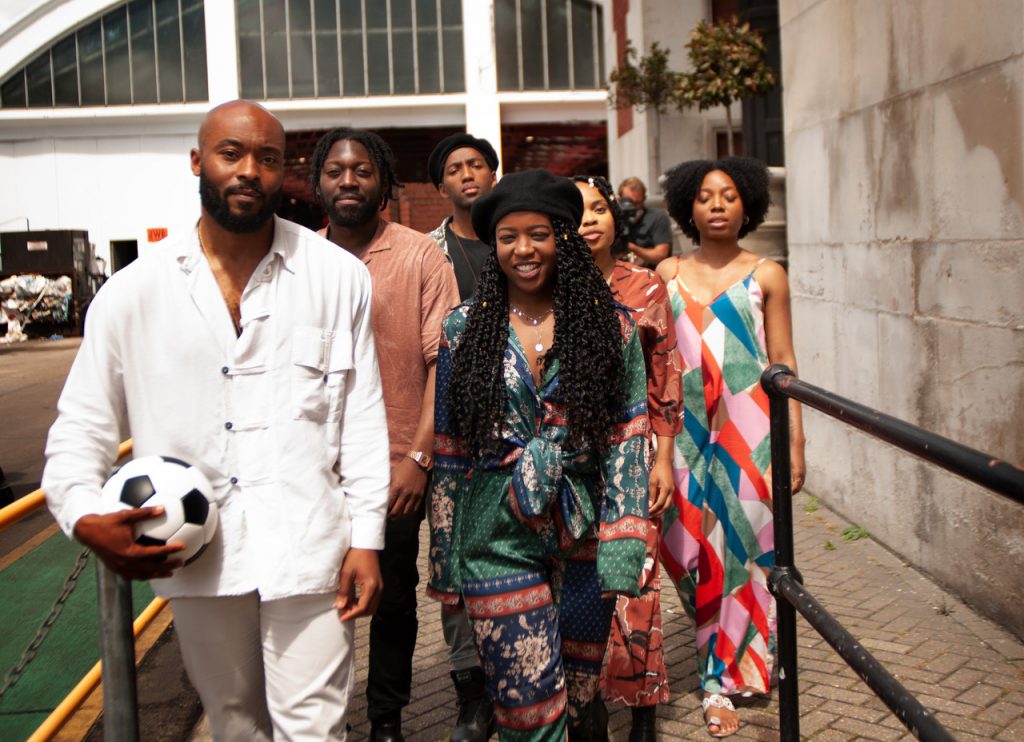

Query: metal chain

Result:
[0,547,92,702]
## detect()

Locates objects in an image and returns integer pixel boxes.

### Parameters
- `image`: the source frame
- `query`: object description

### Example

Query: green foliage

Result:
[608,41,682,116]
[842,524,869,542]
[674,17,776,112]
[804,494,819,513]
[824,540,836,551]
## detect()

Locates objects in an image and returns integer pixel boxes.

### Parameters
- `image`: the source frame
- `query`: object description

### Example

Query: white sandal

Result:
[701,694,738,738]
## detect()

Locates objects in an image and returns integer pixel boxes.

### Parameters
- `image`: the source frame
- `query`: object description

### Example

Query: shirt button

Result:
[221,366,229,375]
[225,421,233,430]
[230,476,238,485]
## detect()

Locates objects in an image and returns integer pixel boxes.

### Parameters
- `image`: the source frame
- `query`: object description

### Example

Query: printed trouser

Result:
[462,543,614,742]
[602,516,669,707]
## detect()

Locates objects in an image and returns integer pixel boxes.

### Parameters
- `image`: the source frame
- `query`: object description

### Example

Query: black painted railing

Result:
[761,364,1024,742]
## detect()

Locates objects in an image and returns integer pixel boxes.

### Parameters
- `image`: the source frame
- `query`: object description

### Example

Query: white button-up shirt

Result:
[43,216,390,600]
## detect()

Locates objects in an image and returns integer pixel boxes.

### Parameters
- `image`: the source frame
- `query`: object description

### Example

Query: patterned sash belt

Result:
[508,436,595,541]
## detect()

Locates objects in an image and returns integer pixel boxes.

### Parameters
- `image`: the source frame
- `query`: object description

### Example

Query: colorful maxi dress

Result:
[602,261,683,707]
[660,258,776,697]
[428,304,651,741]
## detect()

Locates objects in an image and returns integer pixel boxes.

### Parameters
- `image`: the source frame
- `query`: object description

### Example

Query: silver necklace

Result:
[509,304,553,353]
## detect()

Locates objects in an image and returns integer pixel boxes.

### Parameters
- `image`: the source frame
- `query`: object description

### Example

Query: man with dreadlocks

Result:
[427,169,651,741]
[311,127,459,742]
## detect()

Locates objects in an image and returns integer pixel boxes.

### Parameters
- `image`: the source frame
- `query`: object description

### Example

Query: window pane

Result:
[26,51,53,107]
[340,0,364,95]
[392,0,414,94]
[596,5,604,82]
[314,0,340,97]
[570,0,595,88]
[155,0,183,101]
[263,0,289,97]
[546,0,569,89]
[237,0,264,98]
[182,0,208,101]
[78,20,105,105]
[1,71,27,108]
[365,1,389,95]
[129,0,157,104]
[520,0,544,89]
[495,0,518,90]
[440,0,463,92]
[415,0,439,93]
[104,7,131,104]
[52,35,79,106]
[288,0,314,97]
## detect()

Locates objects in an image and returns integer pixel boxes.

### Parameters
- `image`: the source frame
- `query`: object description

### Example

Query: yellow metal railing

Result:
[0,440,173,741]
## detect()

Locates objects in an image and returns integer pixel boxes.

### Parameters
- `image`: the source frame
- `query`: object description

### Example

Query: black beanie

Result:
[427,133,499,186]
[470,169,584,244]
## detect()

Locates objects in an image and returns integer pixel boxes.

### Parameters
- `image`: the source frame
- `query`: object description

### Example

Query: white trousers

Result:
[170,592,355,741]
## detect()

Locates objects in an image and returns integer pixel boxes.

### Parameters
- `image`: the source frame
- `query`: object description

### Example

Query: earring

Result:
[743,216,750,225]
[689,218,695,226]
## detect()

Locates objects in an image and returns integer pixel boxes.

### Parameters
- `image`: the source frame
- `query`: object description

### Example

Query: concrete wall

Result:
[780,0,1024,637]
[0,132,199,267]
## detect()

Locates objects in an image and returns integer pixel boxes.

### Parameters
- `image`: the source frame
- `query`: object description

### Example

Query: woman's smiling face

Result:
[495,211,557,298]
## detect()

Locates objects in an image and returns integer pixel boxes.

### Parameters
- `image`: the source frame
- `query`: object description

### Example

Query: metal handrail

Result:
[0,440,166,742]
[762,364,1024,741]
[0,440,135,532]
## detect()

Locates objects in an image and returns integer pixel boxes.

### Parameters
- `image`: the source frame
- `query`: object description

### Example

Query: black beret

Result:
[471,169,584,243]
[427,133,499,186]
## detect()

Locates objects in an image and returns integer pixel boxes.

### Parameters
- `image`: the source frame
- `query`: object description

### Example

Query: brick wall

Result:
[387,182,450,234]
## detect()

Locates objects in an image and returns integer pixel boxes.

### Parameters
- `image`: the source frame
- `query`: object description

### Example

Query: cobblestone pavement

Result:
[14,339,1019,741]
[193,492,1024,741]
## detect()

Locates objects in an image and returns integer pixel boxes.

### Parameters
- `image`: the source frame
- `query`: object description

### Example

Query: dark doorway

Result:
[111,240,138,273]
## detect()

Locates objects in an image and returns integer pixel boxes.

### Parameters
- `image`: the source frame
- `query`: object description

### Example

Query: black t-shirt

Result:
[445,225,491,301]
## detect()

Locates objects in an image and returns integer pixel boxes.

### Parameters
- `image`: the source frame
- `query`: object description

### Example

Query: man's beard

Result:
[324,193,380,228]
[199,171,283,233]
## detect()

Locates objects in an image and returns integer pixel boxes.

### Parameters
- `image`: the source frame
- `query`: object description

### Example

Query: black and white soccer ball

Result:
[101,455,218,566]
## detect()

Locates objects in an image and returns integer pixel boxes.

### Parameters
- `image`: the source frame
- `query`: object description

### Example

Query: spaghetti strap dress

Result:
[660,257,776,696]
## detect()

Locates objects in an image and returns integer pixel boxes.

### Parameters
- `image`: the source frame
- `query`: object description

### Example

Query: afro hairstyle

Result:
[663,156,771,245]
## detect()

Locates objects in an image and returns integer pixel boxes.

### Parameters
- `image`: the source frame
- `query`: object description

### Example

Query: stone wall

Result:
[779,0,1024,637]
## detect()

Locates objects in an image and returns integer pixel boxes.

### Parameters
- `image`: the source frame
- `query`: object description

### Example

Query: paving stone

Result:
[831,715,907,740]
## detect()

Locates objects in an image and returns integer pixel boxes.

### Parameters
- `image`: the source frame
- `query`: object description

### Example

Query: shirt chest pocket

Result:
[291,326,353,423]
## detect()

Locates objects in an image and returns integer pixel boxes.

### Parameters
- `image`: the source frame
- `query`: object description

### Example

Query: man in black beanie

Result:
[423,132,498,742]
[426,133,499,301]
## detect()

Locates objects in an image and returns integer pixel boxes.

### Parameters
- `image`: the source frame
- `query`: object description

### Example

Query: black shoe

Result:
[628,705,657,742]
[370,714,405,742]
[568,697,609,742]
[450,668,495,742]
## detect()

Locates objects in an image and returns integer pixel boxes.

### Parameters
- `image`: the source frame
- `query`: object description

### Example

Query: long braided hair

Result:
[448,216,625,458]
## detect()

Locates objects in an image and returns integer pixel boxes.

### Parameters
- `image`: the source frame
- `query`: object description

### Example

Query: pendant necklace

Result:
[449,225,481,288]
[509,304,554,354]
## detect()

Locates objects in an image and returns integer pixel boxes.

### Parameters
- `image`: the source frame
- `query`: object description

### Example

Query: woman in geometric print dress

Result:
[574,174,683,742]
[655,157,805,738]
[427,169,651,742]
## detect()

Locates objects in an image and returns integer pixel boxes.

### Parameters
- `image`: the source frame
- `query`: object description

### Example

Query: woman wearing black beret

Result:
[426,169,652,740]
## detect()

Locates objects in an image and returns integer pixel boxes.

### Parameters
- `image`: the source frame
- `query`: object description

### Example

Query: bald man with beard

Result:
[43,100,390,741]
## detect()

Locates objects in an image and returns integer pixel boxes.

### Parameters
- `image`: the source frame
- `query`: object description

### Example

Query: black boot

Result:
[450,668,495,742]
[568,697,609,742]
[628,705,657,742]
[370,712,404,742]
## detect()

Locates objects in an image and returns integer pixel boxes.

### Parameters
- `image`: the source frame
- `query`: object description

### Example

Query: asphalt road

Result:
[0,337,80,554]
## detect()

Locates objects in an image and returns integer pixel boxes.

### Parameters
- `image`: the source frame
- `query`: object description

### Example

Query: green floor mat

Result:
[0,532,154,741]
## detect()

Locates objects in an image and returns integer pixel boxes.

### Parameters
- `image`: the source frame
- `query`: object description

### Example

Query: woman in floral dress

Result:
[656,157,805,738]
[574,174,683,742]
[427,169,651,741]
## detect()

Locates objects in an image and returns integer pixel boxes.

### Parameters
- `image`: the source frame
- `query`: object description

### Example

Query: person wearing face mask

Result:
[573,174,683,742]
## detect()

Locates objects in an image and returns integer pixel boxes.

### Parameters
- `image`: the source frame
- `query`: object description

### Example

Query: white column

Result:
[204,1,240,103]
[460,0,503,174]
